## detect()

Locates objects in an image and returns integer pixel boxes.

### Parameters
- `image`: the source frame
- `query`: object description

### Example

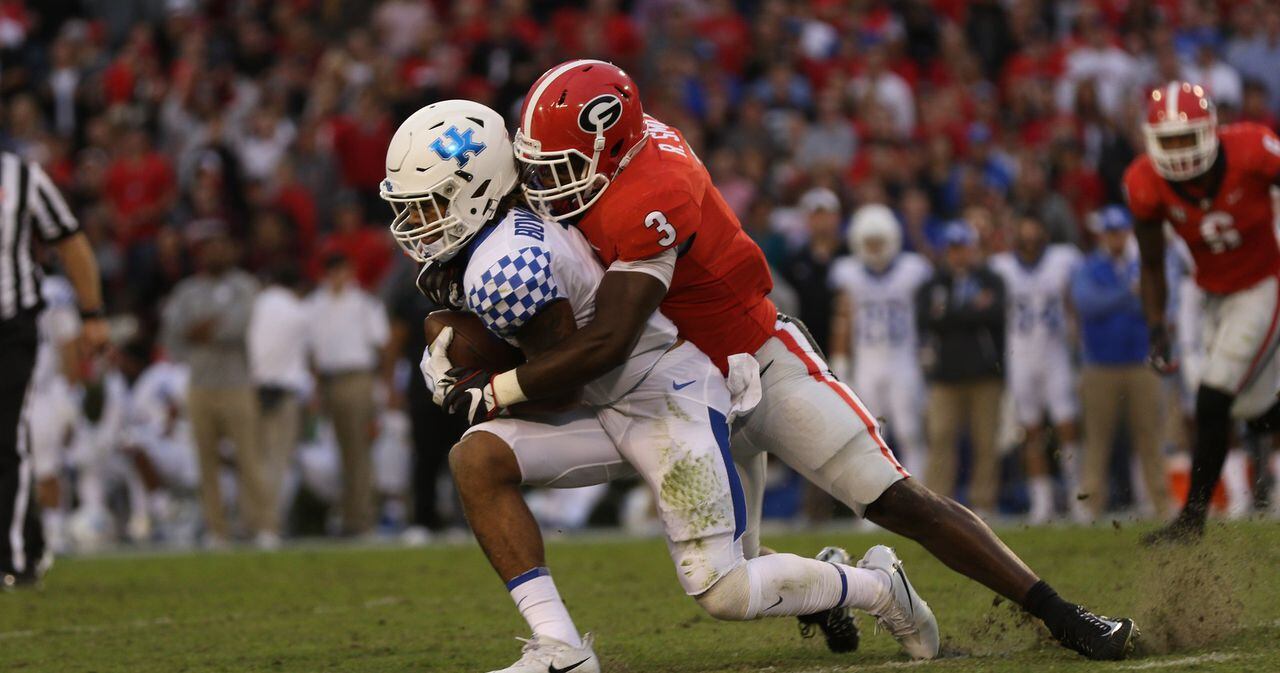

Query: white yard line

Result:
[1118,653,1242,670]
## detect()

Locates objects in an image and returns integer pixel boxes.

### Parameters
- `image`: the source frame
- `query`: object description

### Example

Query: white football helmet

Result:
[381,100,518,264]
[848,204,902,271]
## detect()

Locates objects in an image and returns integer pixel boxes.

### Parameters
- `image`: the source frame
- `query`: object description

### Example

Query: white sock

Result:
[1029,476,1053,519]
[748,553,890,618]
[507,567,582,648]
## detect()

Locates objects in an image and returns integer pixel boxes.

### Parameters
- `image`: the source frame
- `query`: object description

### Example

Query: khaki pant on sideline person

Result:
[188,386,269,539]
[1080,366,1171,519]
[320,371,376,535]
[257,389,301,534]
[925,379,1004,512]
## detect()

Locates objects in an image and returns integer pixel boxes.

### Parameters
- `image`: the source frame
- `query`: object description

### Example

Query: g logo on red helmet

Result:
[577,94,623,134]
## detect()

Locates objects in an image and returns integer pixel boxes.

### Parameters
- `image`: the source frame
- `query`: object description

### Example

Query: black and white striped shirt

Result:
[0,152,80,321]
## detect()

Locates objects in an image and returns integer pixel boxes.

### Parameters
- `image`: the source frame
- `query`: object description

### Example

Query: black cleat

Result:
[797,546,860,653]
[1141,513,1206,546]
[1053,607,1138,661]
[798,606,860,653]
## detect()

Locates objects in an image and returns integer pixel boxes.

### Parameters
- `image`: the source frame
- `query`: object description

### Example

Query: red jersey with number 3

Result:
[1124,123,1280,294]
[573,116,777,372]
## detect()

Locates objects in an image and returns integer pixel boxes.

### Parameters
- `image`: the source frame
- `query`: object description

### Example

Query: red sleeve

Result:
[1250,125,1280,183]
[609,186,702,262]
[1122,159,1163,224]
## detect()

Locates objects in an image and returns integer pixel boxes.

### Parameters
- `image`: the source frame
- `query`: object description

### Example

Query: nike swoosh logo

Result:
[767,595,784,611]
[549,658,590,673]
[759,360,774,377]
[895,566,915,620]
[672,380,696,390]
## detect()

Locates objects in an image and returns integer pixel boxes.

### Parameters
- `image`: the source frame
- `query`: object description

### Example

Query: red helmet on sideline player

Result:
[1143,81,1218,182]
[514,59,648,221]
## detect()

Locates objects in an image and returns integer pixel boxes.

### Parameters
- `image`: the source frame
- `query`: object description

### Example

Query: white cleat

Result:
[857,545,940,660]
[486,633,600,673]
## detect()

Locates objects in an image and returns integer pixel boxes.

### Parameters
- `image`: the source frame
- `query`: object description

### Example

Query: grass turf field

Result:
[3,521,1279,673]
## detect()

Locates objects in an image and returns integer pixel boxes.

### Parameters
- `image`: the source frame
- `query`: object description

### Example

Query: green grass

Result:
[3,521,1280,672]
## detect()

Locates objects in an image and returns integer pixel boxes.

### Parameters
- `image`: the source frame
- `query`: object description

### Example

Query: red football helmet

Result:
[1143,82,1218,181]
[514,59,648,221]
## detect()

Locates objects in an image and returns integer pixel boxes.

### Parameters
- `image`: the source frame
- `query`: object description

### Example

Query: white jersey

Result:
[829,252,932,362]
[32,275,80,394]
[990,245,1082,363]
[123,361,198,489]
[462,207,678,406]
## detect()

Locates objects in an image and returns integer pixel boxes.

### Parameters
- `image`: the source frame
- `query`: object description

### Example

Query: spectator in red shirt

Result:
[326,89,394,217]
[103,127,177,249]
[314,193,392,290]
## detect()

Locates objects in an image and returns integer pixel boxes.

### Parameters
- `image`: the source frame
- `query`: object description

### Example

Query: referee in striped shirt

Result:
[0,152,106,588]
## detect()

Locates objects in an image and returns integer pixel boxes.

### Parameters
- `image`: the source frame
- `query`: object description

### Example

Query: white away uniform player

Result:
[829,205,932,478]
[989,218,1084,523]
[387,101,936,673]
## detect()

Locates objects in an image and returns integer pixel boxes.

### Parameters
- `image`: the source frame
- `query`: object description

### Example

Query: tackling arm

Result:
[510,268,667,401]
[1134,217,1168,329]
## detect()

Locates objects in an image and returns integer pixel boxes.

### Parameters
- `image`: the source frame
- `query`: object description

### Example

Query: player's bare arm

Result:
[509,298,584,414]
[513,268,667,401]
[1133,215,1175,372]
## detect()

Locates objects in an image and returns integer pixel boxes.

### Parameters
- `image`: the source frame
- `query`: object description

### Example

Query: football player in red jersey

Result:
[428,60,1136,660]
[1125,82,1280,544]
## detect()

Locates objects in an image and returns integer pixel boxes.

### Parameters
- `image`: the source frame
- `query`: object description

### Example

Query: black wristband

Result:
[79,307,105,320]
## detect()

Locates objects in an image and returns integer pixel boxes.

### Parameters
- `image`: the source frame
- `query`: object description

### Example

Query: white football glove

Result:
[421,326,457,407]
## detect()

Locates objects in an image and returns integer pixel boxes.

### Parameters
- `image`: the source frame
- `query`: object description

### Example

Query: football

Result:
[424,309,525,372]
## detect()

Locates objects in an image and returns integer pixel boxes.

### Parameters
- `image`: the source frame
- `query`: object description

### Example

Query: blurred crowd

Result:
[8,0,1280,550]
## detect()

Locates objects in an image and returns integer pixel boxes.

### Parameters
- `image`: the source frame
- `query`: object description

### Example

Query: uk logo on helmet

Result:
[430,126,486,168]
[577,95,623,133]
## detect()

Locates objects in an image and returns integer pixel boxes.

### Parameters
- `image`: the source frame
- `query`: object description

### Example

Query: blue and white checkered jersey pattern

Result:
[466,245,560,339]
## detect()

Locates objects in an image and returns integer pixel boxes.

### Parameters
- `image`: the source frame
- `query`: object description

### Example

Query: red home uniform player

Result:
[1124,88,1280,419]
[515,59,909,555]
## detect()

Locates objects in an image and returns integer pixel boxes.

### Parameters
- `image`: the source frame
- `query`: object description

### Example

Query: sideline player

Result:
[829,204,932,478]
[428,60,1136,660]
[989,215,1086,524]
[384,101,937,672]
[1125,82,1280,544]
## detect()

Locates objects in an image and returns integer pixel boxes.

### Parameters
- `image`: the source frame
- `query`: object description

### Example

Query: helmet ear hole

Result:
[610,139,623,157]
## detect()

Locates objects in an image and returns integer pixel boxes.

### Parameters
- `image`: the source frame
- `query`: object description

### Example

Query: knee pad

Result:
[694,562,755,621]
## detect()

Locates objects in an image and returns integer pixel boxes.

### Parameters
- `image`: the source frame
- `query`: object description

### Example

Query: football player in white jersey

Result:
[989,216,1085,524]
[829,205,933,478]
[384,101,937,673]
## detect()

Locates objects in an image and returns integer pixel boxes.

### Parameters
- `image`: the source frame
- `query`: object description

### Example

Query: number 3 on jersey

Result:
[1199,211,1241,254]
[645,210,677,247]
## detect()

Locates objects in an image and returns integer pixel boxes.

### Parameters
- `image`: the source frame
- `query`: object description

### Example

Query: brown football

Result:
[424,310,525,372]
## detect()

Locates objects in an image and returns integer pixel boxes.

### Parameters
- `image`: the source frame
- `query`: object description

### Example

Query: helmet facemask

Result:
[514,130,614,222]
[1144,113,1218,181]
[382,177,481,265]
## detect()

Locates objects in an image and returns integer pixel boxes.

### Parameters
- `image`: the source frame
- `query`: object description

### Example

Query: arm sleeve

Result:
[1255,126,1280,183]
[26,161,81,242]
[466,246,562,338]
[608,248,676,288]
[828,257,855,291]
[612,190,700,262]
